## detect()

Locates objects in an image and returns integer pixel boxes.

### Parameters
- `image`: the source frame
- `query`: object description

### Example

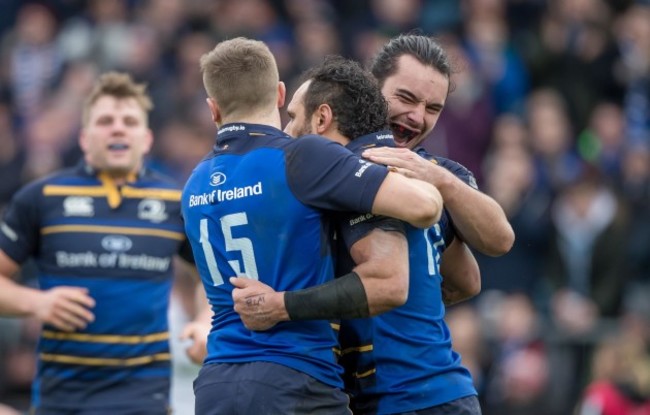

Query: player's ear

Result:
[79,129,89,152]
[141,128,154,155]
[314,103,333,135]
[206,97,221,125]
[277,81,286,108]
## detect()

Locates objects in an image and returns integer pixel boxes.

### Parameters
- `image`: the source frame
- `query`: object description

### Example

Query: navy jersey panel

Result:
[286,134,388,212]
[337,131,405,251]
[181,123,388,389]
[339,142,477,414]
[0,164,187,411]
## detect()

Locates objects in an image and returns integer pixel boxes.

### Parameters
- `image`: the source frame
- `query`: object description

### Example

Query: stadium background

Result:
[0,0,648,414]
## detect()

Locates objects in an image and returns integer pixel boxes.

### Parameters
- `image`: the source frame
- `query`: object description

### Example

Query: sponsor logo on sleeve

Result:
[355,160,373,178]
[349,213,375,226]
[0,222,18,242]
[468,175,478,190]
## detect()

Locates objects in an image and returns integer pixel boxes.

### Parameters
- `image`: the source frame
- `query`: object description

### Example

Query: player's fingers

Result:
[361,147,399,157]
[368,155,411,169]
[229,276,250,288]
[186,344,206,365]
[48,315,78,332]
[59,300,95,324]
[65,288,96,309]
[362,147,410,158]
[388,166,412,178]
[180,325,193,340]
[54,307,91,330]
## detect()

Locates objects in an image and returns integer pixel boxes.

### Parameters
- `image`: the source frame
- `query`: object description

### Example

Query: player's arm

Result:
[0,250,95,331]
[288,137,442,230]
[439,239,481,306]
[370,172,443,229]
[362,147,514,256]
[348,228,409,315]
[177,258,212,365]
[231,227,409,330]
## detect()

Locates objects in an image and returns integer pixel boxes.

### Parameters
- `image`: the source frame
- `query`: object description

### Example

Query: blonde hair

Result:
[200,37,279,119]
[82,72,153,126]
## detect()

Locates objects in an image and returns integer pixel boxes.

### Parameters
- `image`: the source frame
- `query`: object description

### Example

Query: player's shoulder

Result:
[139,168,183,191]
[14,166,80,200]
[415,148,478,189]
[290,134,338,148]
[286,134,350,159]
[414,147,478,189]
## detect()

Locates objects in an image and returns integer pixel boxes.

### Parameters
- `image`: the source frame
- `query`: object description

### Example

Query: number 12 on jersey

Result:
[424,224,444,277]
[199,213,259,285]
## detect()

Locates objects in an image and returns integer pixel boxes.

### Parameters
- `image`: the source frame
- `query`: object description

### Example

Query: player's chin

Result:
[391,132,412,148]
[393,135,421,149]
[393,138,409,148]
[104,162,135,176]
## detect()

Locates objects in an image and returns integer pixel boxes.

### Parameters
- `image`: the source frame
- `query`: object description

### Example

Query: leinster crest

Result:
[138,199,168,223]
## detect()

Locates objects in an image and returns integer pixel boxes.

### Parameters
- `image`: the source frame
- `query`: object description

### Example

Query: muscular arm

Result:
[231,228,408,330]
[346,228,409,315]
[371,172,442,230]
[363,147,514,256]
[439,239,481,306]
[0,250,95,331]
[432,168,514,256]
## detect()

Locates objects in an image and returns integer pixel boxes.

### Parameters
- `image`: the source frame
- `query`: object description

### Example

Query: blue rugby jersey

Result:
[181,123,389,389]
[331,132,406,253]
[0,163,190,412]
[338,142,478,414]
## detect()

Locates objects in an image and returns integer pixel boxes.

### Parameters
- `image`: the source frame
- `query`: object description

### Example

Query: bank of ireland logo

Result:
[138,199,168,223]
[101,235,133,252]
[210,172,227,187]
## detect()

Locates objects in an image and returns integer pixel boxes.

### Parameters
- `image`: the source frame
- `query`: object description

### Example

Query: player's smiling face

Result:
[80,96,153,181]
[381,55,448,149]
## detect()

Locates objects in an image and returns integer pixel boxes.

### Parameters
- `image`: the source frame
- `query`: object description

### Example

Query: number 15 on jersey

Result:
[198,212,259,285]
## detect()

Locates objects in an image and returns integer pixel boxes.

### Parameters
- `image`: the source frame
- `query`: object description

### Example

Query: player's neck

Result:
[322,130,350,147]
[220,110,282,130]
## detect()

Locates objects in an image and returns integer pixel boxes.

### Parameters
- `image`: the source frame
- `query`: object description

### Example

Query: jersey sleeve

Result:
[337,213,405,252]
[433,156,479,190]
[286,136,389,213]
[415,147,479,190]
[417,150,480,245]
[0,183,42,264]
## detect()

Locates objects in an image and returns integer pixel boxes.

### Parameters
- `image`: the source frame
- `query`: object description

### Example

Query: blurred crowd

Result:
[0,0,648,414]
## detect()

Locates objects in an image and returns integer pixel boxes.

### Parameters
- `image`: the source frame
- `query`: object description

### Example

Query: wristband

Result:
[284,271,369,320]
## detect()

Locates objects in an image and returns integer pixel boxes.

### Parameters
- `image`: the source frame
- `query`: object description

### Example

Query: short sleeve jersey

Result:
[181,123,389,388]
[0,163,189,411]
[338,144,479,414]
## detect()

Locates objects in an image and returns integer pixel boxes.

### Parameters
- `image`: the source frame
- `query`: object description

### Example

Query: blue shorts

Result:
[31,377,170,415]
[194,362,351,415]
[392,395,481,415]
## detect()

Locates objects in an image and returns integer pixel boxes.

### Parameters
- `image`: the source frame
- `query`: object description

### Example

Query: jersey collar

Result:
[345,130,396,154]
[216,123,286,145]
